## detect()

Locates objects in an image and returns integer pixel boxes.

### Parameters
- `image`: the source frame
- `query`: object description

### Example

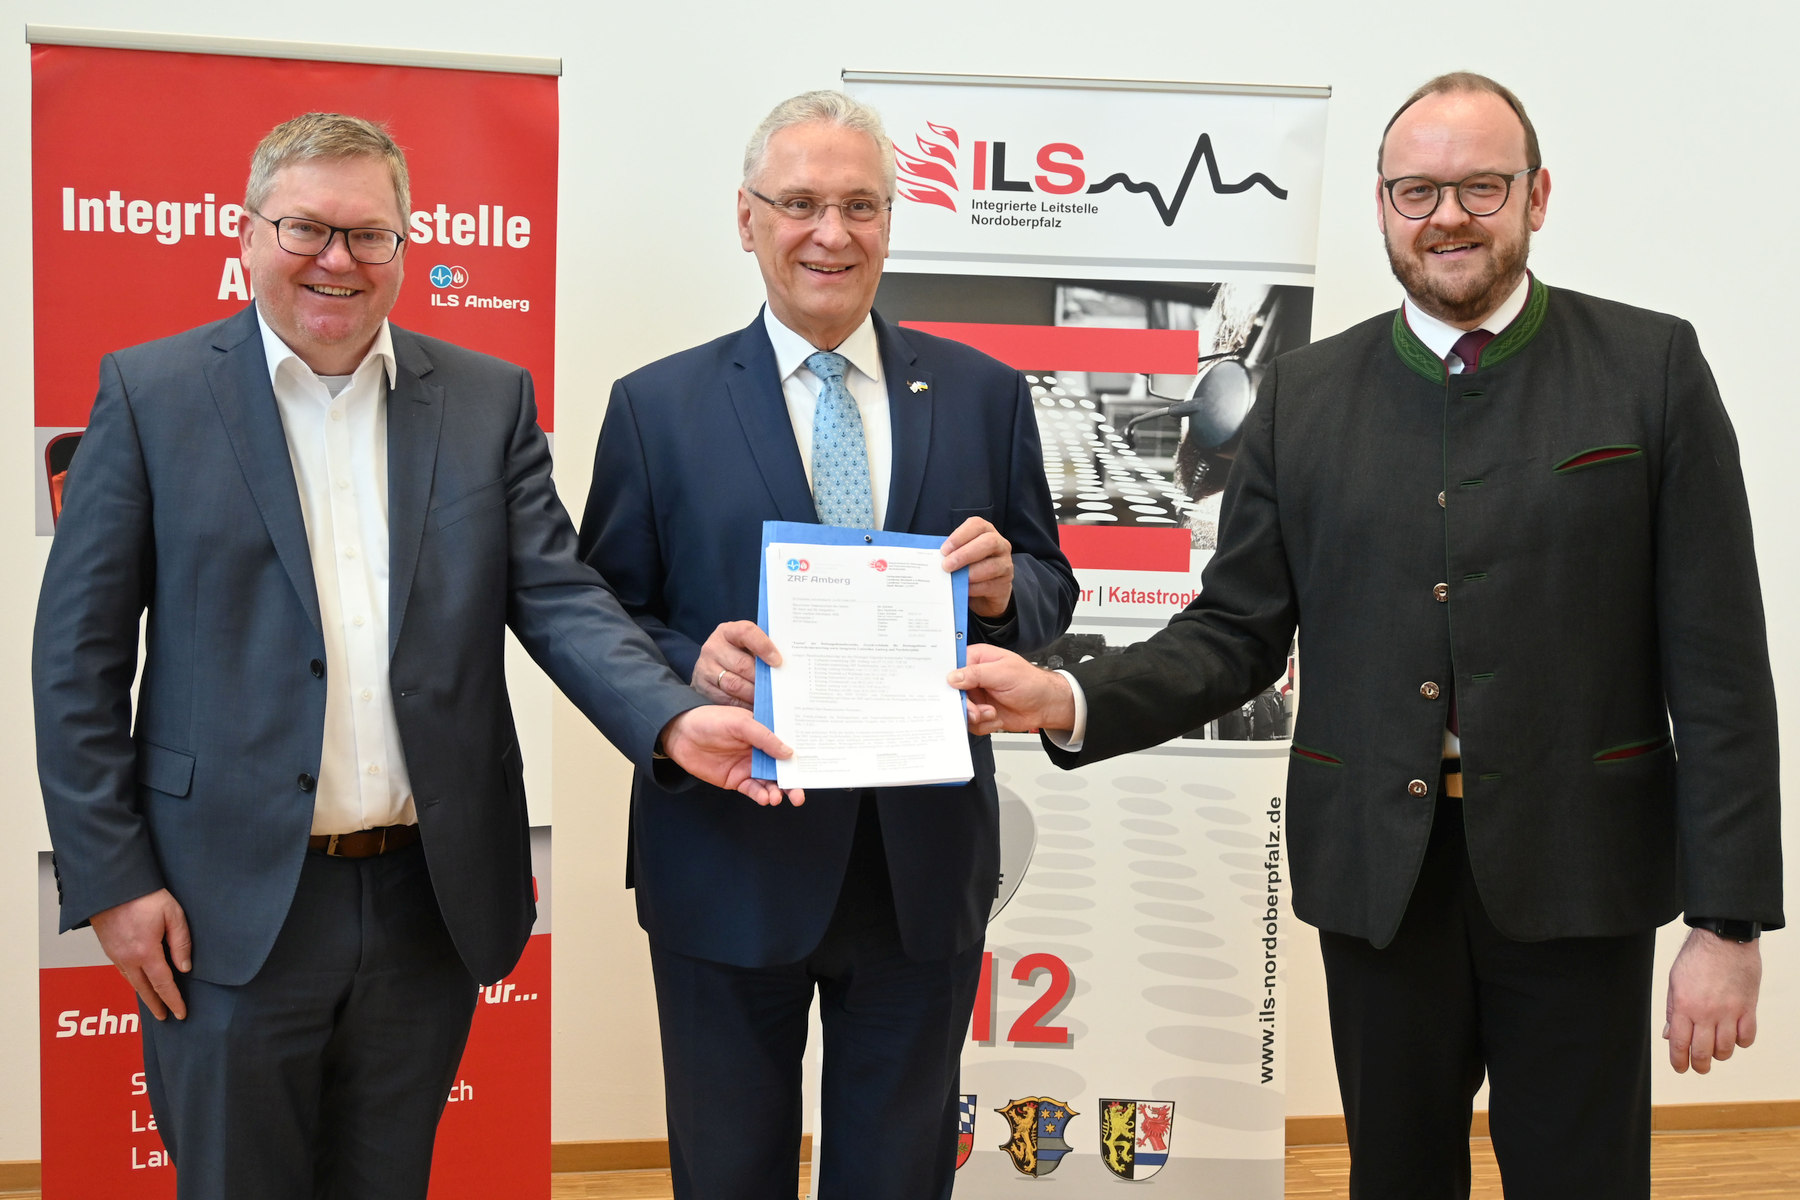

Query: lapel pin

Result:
[908,380,929,393]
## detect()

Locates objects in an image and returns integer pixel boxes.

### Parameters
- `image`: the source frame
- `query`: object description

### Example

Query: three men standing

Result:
[35,74,1782,1200]
[953,73,1782,1198]
[577,91,1075,1198]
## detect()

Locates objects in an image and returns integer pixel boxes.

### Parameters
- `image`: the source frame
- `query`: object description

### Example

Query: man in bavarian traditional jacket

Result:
[949,72,1782,1200]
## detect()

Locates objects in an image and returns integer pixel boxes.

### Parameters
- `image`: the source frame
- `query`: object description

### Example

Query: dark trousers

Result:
[141,842,478,1200]
[1319,798,1655,1200]
[650,797,983,1200]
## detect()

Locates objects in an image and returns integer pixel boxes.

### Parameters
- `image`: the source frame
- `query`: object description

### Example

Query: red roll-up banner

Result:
[32,34,558,1199]
[31,37,560,534]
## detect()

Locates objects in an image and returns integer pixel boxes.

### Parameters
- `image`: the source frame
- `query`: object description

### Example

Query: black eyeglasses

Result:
[745,187,890,224]
[1382,167,1539,220]
[253,211,405,264]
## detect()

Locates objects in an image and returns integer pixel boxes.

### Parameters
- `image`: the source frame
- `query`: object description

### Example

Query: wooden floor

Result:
[1285,1129,1800,1198]
[543,1128,1800,1198]
[5,1128,1795,1198]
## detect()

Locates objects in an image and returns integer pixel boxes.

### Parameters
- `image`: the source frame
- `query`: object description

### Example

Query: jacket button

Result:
[1420,681,1441,699]
[1433,582,1449,602]
[1408,779,1429,797]
[310,659,325,678]
[1438,490,1446,508]
[297,773,316,793]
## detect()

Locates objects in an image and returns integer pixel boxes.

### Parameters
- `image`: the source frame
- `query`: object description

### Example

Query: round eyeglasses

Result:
[1382,167,1540,220]
[254,212,405,264]
[746,187,891,224]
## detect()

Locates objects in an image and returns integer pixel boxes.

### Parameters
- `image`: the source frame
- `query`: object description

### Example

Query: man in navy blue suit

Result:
[578,90,1076,1199]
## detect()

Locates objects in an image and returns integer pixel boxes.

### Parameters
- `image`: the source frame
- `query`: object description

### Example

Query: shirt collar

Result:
[1403,272,1532,362]
[254,305,397,393]
[761,306,882,386]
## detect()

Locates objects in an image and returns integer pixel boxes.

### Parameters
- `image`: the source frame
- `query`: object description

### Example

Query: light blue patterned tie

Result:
[806,350,875,527]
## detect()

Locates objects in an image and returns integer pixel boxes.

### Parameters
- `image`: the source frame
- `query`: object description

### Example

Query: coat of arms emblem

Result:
[996,1096,1077,1176]
[1099,1098,1175,1180]
[955,1094,977,1168]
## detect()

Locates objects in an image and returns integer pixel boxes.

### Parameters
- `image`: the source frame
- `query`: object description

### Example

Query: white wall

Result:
[2,0,1794,1161]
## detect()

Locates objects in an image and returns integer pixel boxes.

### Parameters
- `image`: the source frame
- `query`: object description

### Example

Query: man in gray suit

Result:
[32,112,793,1200]
[951,74,1781,1199]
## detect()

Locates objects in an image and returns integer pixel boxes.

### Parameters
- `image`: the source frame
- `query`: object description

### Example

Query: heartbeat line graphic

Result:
[1086,133,1287,226]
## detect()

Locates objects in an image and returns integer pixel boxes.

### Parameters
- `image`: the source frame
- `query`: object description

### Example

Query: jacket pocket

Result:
[1290,743,1344,767]
[137,741,195,797]
[1593,733,1673,764]
[1553,445,1643,474]
[432,478,505,531]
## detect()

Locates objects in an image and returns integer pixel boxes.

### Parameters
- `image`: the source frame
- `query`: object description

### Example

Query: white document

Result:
[764,541,974,789]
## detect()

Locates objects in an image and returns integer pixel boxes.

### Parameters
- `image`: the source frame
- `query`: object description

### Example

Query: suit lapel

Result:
[877,313,932,532]
[726,314,819,523]
[206,307,322,632]
[385,328,444,657]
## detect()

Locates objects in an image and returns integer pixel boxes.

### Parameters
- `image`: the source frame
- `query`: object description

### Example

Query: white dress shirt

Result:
[1049,274,1533,753]
[257,309,415,834]
[762,307,892,528]
[1402,272,1531,368]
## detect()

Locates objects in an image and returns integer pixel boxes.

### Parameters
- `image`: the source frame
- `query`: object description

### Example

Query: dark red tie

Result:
[1451,329,1495,373]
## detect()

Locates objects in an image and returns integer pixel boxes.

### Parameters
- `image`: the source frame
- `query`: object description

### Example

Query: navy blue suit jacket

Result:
[579,311,1076,967]
[34,304,702,987]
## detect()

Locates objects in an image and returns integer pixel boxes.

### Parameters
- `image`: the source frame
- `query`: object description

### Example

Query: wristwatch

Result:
[1687,917,1761,943]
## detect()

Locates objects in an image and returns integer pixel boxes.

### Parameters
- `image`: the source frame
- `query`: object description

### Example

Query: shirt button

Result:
[309,659,325,678]
[1437,490,1446,508]
[330,410,343,422]
[366,764,381,776]
[1433,583,1449,602]
[360,688,373,701]
[1408,779,1429,797]
[353,615,366,627]
[337,479,350,491]
[1420,681,1441,699]
[297,773,316,793]
[345,547,359,560]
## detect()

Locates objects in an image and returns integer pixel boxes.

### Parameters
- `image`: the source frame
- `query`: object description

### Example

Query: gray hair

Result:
[245,112,411,224]
[742,90,896,200]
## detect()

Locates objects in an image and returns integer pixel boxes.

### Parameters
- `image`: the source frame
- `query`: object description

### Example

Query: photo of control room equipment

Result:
[873,274,1313,545]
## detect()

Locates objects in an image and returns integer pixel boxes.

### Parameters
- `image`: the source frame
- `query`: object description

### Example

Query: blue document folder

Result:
[752,520,970,781]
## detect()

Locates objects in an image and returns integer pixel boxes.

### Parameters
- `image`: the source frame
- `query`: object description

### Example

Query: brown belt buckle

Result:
[1441,757,1464,799]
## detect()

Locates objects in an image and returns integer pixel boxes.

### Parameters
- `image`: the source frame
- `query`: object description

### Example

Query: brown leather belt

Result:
[308,823,420,858]
[1442,757,1463,799]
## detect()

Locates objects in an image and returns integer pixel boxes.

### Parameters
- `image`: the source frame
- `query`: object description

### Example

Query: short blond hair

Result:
[245,112,410,222]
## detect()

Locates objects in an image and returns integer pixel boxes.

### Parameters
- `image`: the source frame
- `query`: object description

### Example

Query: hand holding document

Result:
[948,643,1077,736]
[754,523,974,789]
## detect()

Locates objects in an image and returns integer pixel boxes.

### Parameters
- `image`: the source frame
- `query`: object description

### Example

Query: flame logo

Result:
[869,558,888,572]
[895,122,960,212]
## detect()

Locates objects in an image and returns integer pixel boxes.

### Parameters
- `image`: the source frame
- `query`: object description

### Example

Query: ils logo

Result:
[893,122,1287,226]
[868,558,888,572]
[996,1096,1076,1177]
[1100,1099,1175,1181]
[955,1094,976,1169]
[786,558,810,572]
[428,264,469,289]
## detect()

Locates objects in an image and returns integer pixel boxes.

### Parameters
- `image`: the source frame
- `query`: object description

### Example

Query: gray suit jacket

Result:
[34,304,701,985]
[1052,281,1783,946]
